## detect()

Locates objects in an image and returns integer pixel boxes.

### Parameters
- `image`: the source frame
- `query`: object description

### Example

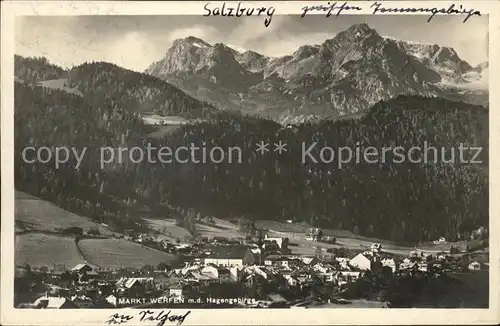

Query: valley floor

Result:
[14,190,476,269]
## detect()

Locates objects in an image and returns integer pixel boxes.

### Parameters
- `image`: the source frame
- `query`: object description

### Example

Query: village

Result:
[14,223,489,309]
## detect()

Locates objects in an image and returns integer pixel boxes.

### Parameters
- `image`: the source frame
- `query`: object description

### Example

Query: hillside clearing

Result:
[143,218,193,242]
[78,238,176,269]
[259,220,464,256]
[36,78,83,97]
[197,223,242,239]
[144,217,242,241]
[15,190,114,236]
[15,233,83,269]
[210,217,239,230]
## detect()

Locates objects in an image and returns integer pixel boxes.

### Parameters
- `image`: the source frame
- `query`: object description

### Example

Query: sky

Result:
[15,15,489,72]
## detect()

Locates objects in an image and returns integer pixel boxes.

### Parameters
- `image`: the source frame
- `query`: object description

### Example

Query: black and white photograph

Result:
[1,0,498,324]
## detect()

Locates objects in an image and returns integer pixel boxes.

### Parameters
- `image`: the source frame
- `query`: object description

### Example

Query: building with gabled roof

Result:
[263,235,289,250]
[71,262,99,273]
[381,258,397,273]
[305,228,323,242]
[203,245,260,267]
[71,294,94,308]
[116,277,153,296]
[32,295,77,309]
[300,256,318,266]
[349,253,372,270]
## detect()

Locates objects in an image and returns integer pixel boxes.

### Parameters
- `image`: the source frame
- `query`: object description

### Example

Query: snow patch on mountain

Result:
[192,42,209,48]
[227,44,248,53]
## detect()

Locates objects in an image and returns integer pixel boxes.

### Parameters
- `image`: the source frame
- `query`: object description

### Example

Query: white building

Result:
[300,257,318,266]
[105,294,118,307]
[371,243,382,252]
[286,276,299,287]
[399,261,416,271]
[349,253,372,270]
[263,256,291,268]
[335,271,362,286]
[335,257,350,270]
[203,258,244,267]
[71,295,93,308]
[200,265,219,278]
[437,253,448,261]
[243,266,272,280]
[338,271,362,279]
[264,235,287,249]
[417,262,428,272]
[468,261,481,271]
[433,237,447,245]
[169,284,184,298]
[312,263,329,274]
[381,258,397,273]
[33,295,77,309]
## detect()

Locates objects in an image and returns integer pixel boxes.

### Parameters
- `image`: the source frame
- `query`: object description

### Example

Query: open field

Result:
[140,113,188,125]
[15,233,177,270]
[197,223,242,239]
[15,233,83,268]
[78,238,176,269]
[210,217,240,231]
[36,78,83,97]
[143,218,193,242]
[144,217,242,241]
[15,191,115,236]
[15,191,177,269]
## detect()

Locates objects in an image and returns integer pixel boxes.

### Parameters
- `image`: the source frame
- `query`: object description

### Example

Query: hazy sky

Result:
[16,15,488,72]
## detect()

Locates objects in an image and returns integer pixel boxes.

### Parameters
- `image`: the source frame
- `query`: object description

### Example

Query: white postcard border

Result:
[1,1,499,325]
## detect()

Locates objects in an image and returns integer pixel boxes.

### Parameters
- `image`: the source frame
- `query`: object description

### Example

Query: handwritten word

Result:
[106,313,134,325]
[204,2,275,27]
[138,310,191,326]
[371,2,481,23]
[301,1,362,17]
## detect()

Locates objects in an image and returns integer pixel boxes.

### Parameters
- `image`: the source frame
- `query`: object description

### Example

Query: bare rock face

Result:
[146,23,488,124]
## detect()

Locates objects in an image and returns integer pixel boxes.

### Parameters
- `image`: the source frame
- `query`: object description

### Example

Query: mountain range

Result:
[13,24,489,243]
[146,23,488,124]
[14,23,489,125]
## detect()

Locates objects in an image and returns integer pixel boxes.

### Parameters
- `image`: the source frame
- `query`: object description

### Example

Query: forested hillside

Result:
[15,68,488,243]
[14,56,217,119]
[134,95,488,243]
[14,82,146,230]
[66,62,216,118]
[14,55,66,83]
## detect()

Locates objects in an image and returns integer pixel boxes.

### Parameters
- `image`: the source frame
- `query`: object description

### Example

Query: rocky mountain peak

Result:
[207,43,244,69]
[235,50,270,72]
[174,36,211,48]
[145,26,486,124]
[212,42,237,55]
[338,23,381,43]
[292,45,320,60]
[347,23,377,36]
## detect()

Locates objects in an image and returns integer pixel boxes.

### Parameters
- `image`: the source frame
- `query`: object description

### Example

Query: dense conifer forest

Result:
[14,59,489,243]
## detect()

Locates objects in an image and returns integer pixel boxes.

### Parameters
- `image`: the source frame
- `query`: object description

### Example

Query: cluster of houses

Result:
[15,228,487,309]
